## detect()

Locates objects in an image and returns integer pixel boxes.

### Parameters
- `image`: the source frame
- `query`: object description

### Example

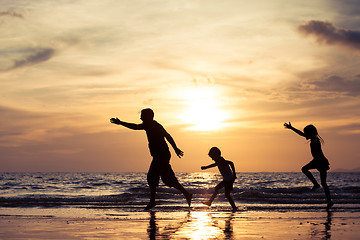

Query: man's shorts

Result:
[147,155,180,188]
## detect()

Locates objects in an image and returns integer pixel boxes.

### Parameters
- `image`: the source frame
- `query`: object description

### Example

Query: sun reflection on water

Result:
[182,172,218,183]
[174,212,224,239]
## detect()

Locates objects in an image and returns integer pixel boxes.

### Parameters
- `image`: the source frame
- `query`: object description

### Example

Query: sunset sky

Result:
[1,0,359,172]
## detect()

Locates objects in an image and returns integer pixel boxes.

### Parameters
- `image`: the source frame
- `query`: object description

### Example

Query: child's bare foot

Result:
[310,184,320,191]
[186,193,193,207]
[202,201,211,207]
[326,201,334,210]
[145,202,156,210]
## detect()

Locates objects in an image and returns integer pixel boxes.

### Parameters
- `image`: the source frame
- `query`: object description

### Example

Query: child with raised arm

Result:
[284,122,333,209]
[201,147,237,210]
[110,108,192,210]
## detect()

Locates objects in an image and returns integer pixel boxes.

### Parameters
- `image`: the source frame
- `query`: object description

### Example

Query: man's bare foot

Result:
[145,202,156,210]
[202,200,211,207]
[310,184,320,191]
[186,193,193,207]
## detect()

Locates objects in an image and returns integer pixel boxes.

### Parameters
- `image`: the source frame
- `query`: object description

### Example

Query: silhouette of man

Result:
[110,108,192,210]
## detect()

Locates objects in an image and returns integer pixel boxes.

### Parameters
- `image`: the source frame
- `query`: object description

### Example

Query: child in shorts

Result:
[201,147,237,210]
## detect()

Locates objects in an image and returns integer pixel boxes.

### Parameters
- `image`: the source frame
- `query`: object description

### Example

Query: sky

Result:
[1,0,360,172]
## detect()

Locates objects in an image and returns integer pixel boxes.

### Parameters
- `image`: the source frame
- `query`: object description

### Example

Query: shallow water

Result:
[0,172,359,216]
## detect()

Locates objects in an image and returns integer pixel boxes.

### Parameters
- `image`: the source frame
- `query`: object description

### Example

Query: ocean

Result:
[1,172,359,218]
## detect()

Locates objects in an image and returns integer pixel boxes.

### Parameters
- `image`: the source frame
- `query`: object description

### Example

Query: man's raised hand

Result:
[110,118,121,124]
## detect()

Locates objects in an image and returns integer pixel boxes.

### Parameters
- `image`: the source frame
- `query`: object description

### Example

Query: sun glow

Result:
[182,87,229,131]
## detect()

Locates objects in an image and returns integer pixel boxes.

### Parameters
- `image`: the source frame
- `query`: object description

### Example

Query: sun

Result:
[182,87,228,131]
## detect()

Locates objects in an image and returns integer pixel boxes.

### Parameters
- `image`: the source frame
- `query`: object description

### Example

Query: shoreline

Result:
[1,209,359,239]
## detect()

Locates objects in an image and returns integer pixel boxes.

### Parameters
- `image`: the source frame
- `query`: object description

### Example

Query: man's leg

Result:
[145,186,157,210]
[172,181,192,207]
[146,161,159,210]
[161,165,192,207]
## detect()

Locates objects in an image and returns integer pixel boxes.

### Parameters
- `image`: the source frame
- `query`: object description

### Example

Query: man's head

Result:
[140,108,154,122]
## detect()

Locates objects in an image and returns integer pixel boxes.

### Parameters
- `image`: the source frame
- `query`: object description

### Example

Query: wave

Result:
[1,172,359,211]
[1,186,359,209]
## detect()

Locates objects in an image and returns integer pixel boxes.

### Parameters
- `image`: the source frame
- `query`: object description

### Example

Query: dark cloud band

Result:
[10,48,56,70]
[308,75,360,96]
[0,11,24,19]
[298,20,360,51]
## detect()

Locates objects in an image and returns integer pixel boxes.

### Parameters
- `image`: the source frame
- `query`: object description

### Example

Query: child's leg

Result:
[320,170,333,208]
[225,188,236,210]
[302,162,320,190]
[204,182,224,206]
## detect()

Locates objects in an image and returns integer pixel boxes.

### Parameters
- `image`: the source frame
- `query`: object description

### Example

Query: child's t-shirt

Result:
[217,158,234,181]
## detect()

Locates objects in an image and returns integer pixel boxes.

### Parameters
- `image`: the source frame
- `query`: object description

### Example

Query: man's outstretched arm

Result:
[110,118,143,130]
[164,131,184,158]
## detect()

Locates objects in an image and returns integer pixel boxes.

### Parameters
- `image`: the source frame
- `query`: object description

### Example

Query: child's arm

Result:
[110,118,143,130]
[284,122,305,137]
[201,163,217,170]
[164,131,184,158]
[227,161,237,179]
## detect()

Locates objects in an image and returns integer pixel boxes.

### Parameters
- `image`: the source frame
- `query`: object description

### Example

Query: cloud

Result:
[0,106,49,147]
[0,104,103,147]
[10,48,56,70]
[298,20,360,51]
[307,75,360,96]
[0,11,24,19]
[237,73,360,105]
[329,0,360,16]
[328,122,360,135]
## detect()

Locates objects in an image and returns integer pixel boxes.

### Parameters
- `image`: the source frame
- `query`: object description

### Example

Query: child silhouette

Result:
[201,147,237,211]
[284,122,333,209]
[111,108,192,210]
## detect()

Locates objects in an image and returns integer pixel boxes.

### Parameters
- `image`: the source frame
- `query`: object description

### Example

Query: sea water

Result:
[0,172,359,217]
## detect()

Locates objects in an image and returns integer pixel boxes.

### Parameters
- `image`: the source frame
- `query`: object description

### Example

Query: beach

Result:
[1,209,359,239]
[1,172,359,239]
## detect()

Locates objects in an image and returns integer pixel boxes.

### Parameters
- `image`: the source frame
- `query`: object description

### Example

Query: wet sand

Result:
[0,210,359,239]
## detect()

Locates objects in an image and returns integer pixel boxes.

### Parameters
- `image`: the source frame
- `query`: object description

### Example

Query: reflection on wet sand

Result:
[148,211,191,240]
[148,211,234,240]
[309,210,332,240]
